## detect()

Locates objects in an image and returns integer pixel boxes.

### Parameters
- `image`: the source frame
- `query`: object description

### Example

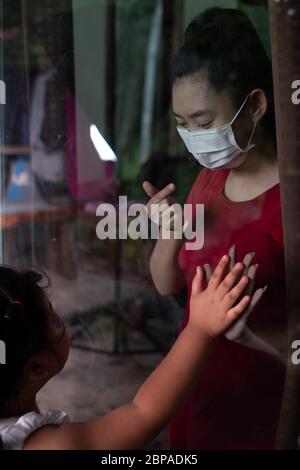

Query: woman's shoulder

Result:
[0,409,69,450]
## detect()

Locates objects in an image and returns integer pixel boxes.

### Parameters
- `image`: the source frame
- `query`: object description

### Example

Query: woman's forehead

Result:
[172,79,210,114]
[172,80,234,117]
[172,74,209,97]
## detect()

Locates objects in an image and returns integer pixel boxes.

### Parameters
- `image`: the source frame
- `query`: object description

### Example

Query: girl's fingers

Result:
[217,262,245,299]
[191,266,204,297]
[226,295,251,324]
[222,274,250,310]
[207,255,229,290]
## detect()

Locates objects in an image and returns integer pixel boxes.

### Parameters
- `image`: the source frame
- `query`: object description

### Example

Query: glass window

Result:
[0,0,299,451]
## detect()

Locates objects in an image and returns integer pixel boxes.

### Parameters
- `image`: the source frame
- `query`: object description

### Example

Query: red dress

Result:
[168,167,287,450]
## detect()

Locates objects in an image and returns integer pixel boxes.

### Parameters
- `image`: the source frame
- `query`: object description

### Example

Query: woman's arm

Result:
[24,255,254,450]
[150,228,186,296]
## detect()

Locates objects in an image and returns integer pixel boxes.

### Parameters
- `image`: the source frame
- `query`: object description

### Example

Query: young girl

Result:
[0,253,263,450]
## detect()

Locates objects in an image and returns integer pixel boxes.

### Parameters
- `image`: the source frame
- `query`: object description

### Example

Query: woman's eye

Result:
[177,122,186,128]
[198,122,213,129]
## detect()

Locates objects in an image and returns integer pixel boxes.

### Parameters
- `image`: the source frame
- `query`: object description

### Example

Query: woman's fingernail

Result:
[255,263,259,269]
[263,285,268,291]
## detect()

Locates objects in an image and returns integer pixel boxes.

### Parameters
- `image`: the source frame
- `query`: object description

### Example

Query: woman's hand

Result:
[202,245,267,342]
[143,181,185,235]
[189,254,253,338]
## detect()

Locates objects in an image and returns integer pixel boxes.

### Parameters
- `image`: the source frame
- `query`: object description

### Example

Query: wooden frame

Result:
[268,0,300,449]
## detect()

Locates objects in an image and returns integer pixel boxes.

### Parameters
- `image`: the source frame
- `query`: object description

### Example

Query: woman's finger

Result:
[241,252,256,277]
[228,244,236,271]
[149,199,170,224]
[207,255,229,290]
[203,264,213,283]
[142,180,159,198]
[242,263,259,297]
[151,183,176,204]
[246,286,267,313]
[164,209,184,232]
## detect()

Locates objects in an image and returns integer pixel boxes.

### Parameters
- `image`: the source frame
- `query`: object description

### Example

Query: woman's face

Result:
[172,72,255,169]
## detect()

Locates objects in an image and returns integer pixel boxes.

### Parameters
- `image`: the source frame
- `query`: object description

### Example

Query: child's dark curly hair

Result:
[0,266,64,410]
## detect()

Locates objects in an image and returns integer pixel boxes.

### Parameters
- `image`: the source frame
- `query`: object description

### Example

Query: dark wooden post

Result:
[268,0,300,449]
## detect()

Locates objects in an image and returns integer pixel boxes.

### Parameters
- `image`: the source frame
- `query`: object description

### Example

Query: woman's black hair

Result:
[171,7,276,145]
[0,266,61,409]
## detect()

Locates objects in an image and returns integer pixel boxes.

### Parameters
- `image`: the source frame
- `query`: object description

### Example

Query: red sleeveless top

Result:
[168,167,287,450]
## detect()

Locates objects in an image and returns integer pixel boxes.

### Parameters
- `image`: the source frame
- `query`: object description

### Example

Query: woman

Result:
[143,7,287,450]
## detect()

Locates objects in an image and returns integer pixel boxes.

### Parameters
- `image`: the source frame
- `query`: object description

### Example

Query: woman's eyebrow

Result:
[172,109,214,119]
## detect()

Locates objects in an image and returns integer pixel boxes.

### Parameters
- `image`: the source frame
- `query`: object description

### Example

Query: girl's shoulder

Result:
[0,409,69,450]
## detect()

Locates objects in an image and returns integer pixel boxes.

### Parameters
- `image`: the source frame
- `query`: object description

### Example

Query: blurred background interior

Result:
[0,0,272,449]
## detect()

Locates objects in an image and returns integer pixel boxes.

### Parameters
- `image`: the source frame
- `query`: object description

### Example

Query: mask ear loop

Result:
[230,94,250,125]
[230,94,257,151]
[246,120,257,149]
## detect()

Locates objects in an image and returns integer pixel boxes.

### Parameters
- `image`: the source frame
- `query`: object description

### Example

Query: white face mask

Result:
[176,95,257,170]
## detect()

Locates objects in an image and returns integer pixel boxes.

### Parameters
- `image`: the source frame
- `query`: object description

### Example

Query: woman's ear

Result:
[248,88,268,123]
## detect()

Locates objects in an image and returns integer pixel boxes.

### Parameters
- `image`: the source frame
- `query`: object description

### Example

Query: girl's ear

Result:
[248,88,267,123]
[23,351,61,393]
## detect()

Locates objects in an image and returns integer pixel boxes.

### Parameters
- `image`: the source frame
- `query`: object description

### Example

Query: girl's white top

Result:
[0,410,69,450]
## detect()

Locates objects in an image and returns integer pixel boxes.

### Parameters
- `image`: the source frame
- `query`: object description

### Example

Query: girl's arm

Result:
[24,255,255,450]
